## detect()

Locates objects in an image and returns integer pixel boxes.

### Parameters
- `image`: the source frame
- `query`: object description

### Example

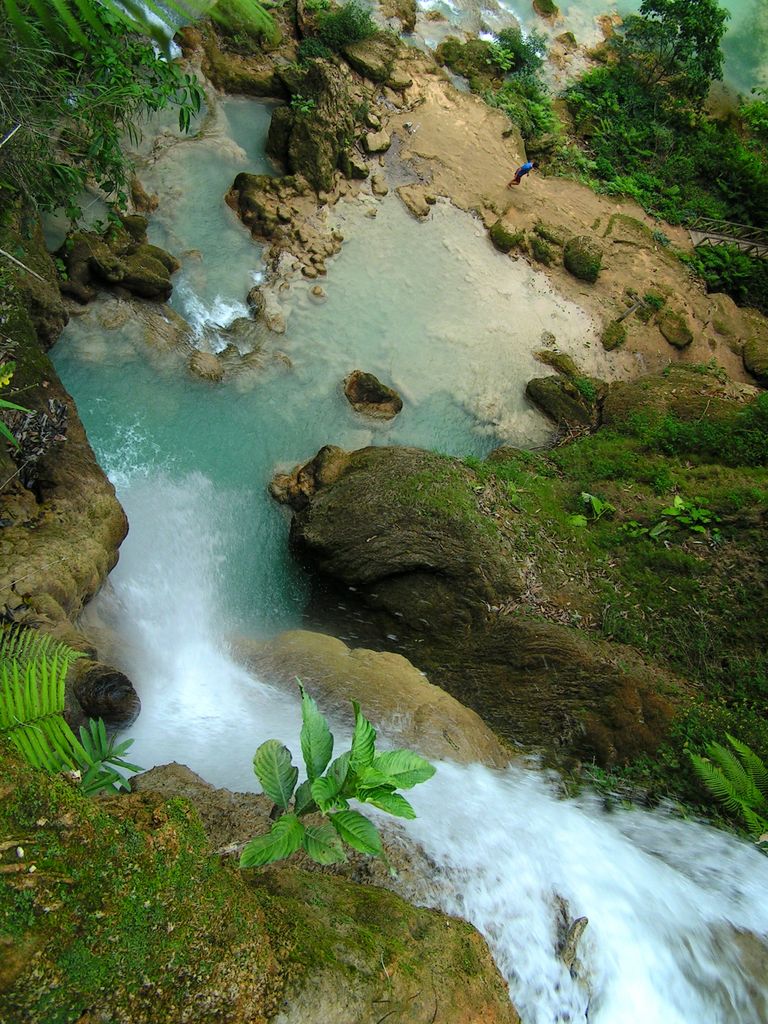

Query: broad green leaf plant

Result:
[240,684,436,869]
[0,625,141,795]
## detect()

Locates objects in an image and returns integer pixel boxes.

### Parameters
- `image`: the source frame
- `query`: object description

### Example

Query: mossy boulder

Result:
[602,364,748,426]
[435,37,500,92]
[601,319,627,351]
[526,375,602,428]
[343,369,403,419]
[263,60,358,192]
[563,235,602,283]
[0,204,127,644]
[530,234,554,265]
[489,220,524,254]
[57,228,179,303]
[272,445,679,763]
[533,0,559,16]
[534,349,579,377]
[0,748,519,1023]
[658,309,693,349]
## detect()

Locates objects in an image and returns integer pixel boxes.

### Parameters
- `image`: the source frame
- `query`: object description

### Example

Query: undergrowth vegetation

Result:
[465,381,768,822]
[561,0,768,226]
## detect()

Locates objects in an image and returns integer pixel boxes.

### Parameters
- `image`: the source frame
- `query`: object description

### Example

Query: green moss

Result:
[533,221,567,246]
[563,235,602,282]
[489,220,525,253]
[601,319,627,351]
[533,0,559,16]
[657,309,693,348]
[535,349,579,378]
[529,233,554,265]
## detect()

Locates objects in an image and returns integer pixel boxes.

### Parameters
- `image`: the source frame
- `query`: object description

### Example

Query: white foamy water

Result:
[79,469,768,1024]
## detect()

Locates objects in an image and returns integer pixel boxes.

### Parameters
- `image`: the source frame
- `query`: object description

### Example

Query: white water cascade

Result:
[80,467,768,1024]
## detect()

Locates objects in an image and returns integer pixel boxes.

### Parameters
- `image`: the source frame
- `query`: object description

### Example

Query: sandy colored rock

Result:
[233,630,512,767]
[395,184,431,218]
[189,350,225,382]
[363,129,392,154]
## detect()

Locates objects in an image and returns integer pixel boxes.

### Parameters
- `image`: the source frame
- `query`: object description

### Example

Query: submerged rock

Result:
[189,350,225,382]
[343,369,403,418]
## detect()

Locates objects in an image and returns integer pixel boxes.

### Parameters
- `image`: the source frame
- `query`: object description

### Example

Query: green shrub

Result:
[316,1,378,52]
[297,36,333,62]
[485,75,556,140]
[680,245,768,316]
[488,27,546,76]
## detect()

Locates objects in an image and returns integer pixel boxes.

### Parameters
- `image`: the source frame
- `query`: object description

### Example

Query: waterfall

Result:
[79,468,768,1024]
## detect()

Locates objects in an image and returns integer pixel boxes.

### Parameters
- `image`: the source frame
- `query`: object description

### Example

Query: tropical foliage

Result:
[240,684,435,868]
[0,0,272,218]
[0,625,140,794]
[563,0,768,225]
[691,735,768,843]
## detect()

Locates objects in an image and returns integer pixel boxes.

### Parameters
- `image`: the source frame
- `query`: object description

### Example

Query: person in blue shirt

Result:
[508,160,538,187]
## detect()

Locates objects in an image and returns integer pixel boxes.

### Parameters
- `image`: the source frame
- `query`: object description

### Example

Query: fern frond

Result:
[706,741,763,807]
[741,804,768,840]
[725,734,768,798]
[690,755,751,816]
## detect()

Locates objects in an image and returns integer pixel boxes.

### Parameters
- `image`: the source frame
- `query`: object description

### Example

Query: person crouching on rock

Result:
[508,160,538,187]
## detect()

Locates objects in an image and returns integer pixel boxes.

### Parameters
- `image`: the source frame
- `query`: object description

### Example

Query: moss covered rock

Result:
[602,364,749,426]
[0,749,519,1023]
[344,369,403,418]
[563,235,602,282]
[533,0,559,16]
[435,36,501,92]
[58,227,179,303]
[489,220,524,254]
[526,375,601,428]
[272,444,679,763]
[601,319,627,351]
[658,309,693,349]
[0,204,128,644]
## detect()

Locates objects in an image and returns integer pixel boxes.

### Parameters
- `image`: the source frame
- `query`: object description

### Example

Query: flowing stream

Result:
[51,92,768,1023]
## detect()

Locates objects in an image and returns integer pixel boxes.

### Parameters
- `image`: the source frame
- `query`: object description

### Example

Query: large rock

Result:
[658,309,693,349]
[70,658,141,728]
[742,309,768,386]
[0,205,128,639]
[343,33,399,83]
[233,630,512,766]
[526,375,601,429]
[271,445,678,763]
[343,369,403,418]
[0,748,520,1024]
[264,60,359,192]
[563,235,602,283]
[58,225,179,303]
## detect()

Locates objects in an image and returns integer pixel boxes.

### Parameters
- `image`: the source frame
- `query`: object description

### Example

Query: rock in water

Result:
[343,370,403,419]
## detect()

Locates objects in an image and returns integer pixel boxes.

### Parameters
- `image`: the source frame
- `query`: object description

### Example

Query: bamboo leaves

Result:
[241,683,436,869]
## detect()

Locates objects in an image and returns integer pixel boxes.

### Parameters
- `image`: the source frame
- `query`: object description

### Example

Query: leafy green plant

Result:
[660,494,719,535]
[0,625,140,793]
[0,0,275,51]
[569,490,615,527]
[240,684,436,868]
[290,93,317,116]
[316,0,377,52]
[297,36,332,62]
[0,362,30,447]
[690,734,768,843]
